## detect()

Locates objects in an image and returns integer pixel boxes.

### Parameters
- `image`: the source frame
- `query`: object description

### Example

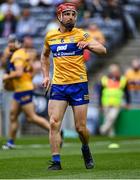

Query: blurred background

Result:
[0,0,140,138]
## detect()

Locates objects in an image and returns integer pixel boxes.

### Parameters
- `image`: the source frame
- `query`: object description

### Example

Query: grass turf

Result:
[0,136,140,179]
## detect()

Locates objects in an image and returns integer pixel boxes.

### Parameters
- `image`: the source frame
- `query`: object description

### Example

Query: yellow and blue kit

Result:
[125,69,140,91]
[10,48,34,105]
[125,69,140,104]
[44,28,93,105]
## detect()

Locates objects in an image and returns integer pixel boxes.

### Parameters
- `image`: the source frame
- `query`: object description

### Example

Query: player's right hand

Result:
[42,77,51,90]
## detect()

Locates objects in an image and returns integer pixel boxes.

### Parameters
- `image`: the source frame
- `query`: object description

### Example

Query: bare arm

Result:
[77,39,107,55]
[87,39,107,55]
[1,47,11,68]
[3,65,23,81]
[40,46,51,89]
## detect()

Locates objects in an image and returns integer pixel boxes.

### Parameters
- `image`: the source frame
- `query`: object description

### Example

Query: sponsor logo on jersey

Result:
[57,44,68,52]
[50,43,83,57]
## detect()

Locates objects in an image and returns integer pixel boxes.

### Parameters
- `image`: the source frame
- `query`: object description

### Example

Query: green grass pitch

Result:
[0,136,140,179]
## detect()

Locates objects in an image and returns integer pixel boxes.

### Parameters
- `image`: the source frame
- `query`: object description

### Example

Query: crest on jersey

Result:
[61,38,64,43]
[83,32,89,39]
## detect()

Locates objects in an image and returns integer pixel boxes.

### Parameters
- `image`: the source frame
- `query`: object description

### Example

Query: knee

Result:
[10,111,17,122]
[50,116,59,130]
[75,125,86,134]
[26,116,33,123]
[26,113,36,123]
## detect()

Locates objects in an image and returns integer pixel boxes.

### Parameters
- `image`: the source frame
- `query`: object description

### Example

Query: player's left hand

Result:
[77,41,89,49]
[42,76,51,89]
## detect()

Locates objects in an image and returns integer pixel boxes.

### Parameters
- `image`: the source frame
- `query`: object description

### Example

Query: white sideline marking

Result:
[15,139,140,149]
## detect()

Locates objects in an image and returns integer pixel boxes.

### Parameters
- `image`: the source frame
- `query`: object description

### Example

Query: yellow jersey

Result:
[44,28,93,84]
[89,29,105,45]
[125,69,140,91]
[10,48,34,92]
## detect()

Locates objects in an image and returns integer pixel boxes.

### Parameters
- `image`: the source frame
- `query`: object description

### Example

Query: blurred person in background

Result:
[0,34,18,136]
[83,23,106,62]
[29,0,64,6]
[2,34,50,149]
[86,105,99,135]
[23,35,37,64]
[29,0,54,7]
[45,17,59,32]
[104,0,139,39]
[87,23,106,45]
[0,35,17,132]
[32,59,44,93]
[86,0,107,18]
[1,35,36,83]
[99,64,129,136]
[0,0,20,18]
[16,8,38,38]
[0,34,16,70]
[41,2,106,170]
[69,0,89,22]
[125,58,140,107]
[0,9,17,38]
[104,0,123,20]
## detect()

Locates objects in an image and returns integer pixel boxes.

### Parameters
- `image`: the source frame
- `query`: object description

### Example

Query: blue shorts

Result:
[13,90,33,106]
[49,82,89,106]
